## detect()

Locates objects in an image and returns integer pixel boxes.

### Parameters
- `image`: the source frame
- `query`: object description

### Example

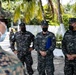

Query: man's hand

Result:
[66,54,74,60]
[71,54,76,58]
[29,47,33,51]
[13,50,18,54]
[39,51,47,57]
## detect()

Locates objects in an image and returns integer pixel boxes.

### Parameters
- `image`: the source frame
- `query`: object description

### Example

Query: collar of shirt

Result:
[20,31,27,34]
[41,31,49,35]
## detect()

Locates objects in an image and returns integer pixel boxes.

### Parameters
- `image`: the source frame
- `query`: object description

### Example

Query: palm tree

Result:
[47,0,54,18]
[0,1,11,18]
[13,0,56,23]
[39,0,45,20]
[57,0,65,37]
[39,0,54,20]
[3,0,58,25]
[13,0,43,23]
[72,2,76,17]
[57,0,63,23]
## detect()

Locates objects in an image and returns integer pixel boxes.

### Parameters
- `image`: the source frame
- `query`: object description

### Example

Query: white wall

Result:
[10,25,60,35]
[26,25,59,36]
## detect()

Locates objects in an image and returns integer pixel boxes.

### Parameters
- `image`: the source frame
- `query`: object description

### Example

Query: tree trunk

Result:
[57,0,63,23]
[48,0,54,18]
[57,0,65,37]
[39,0,45,20]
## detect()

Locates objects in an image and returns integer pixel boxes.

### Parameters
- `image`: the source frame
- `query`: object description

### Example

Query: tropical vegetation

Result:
[0,0,76,48]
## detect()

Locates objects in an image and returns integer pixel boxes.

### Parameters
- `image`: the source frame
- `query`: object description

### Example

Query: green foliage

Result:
[63,3,76,17]
[65,3,71,12]
[1,0,76,27]
[14,5,20,23]
[56,42,62,49]
[27,18,41,25]
[7,18,11,28]
[62,14,73,30]
[56,34,62,49]
[26,0,32,2]
[43,4,59,26]
[72,2,76,17]
[56,34,62,41]
[12,0,43,23]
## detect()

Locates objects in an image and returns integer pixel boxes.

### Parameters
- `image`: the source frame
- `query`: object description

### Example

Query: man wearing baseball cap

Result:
[34,20,56,75]
[62,18,76,75]
[11,22,34,75]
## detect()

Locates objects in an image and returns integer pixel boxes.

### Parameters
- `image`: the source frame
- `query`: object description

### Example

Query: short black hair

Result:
[0,19,8,25]
[19,22,25,27]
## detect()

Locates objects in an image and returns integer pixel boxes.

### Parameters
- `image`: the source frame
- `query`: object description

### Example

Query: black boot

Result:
[29,74,32,75]
[23,68,27,75]
[23,70,27,75]
[28,69,34,75]
[42,72,46,75]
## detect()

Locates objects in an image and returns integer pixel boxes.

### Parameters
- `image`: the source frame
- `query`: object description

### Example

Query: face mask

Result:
[0,31,6,42]
[0,22,7,42]
[69,25,73,31]
[42,28,48,32]
[21,27,26,32]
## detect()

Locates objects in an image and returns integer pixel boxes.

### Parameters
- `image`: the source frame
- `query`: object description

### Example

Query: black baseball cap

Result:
[41,20,48,26]
[19,22,25,27]
[69,18,76,24]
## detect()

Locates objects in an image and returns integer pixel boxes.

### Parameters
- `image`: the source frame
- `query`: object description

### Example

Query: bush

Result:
[56,34,62,49]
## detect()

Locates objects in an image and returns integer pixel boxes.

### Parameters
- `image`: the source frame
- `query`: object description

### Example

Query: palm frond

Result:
[13,5,21,23]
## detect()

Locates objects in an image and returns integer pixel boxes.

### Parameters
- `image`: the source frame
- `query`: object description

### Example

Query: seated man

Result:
[0,19,25,75]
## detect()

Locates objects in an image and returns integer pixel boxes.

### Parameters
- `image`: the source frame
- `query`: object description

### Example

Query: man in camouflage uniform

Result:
[11,22,34,75]
[0,19,24,75]
[0,47,24,75]
[34,20,56,75]
[62,18,76,75]
[9,29,14,48]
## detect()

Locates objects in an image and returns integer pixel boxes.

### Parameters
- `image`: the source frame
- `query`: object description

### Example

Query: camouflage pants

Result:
[38,56,54,75]
[64,60,76,75]
[17,52,33,75]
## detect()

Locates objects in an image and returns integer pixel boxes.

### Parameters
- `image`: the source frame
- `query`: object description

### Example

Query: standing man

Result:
[0,18,24,75]
[9,29,14,48]
[34,20,56,75]
[62,18,76,75]
[11,22,34,75]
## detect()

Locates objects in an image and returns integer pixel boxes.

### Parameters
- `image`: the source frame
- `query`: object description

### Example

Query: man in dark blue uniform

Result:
[62,18,76,75]
[34,20,56,75]
[11,22,34,75]
[9,29,14,48]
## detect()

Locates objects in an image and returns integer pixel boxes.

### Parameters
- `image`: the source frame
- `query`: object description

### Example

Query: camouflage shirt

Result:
[9,32,14,41]
[0,46,24,75]
[11,31,34,52]
[34,31,56,57]
[62,30,76,56]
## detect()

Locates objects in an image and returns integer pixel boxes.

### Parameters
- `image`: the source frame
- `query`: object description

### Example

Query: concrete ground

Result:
[32,51,64,75]
[0,33,65,75]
